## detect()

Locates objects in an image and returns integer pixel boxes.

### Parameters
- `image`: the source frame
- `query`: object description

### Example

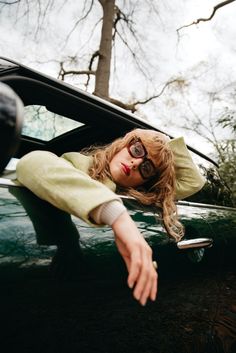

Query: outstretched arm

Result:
[112,211,158,306]
[90,201,158,306]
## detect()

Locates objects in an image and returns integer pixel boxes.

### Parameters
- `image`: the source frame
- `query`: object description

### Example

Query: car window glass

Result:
[22,105,83,141]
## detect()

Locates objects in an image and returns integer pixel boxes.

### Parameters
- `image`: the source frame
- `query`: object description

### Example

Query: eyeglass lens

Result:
[128,139,156,179]
[129,141,146,158]
[140,159,155,179]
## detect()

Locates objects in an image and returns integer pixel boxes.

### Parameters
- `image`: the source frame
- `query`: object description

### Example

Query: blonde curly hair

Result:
[83,128,184,242]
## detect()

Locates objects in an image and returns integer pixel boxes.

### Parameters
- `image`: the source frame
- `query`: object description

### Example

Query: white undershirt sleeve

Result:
[90,200,127,226]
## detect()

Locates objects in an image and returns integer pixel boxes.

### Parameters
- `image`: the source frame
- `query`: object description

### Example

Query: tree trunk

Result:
[94,0,115,99]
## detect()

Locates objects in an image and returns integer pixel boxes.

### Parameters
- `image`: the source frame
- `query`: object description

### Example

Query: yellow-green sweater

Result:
[16,137,205,226]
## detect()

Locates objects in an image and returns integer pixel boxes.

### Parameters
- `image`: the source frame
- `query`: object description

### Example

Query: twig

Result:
[177,0,236,32]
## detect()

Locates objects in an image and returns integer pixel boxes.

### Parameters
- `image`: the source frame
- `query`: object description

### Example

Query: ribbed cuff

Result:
[90,200,127,226]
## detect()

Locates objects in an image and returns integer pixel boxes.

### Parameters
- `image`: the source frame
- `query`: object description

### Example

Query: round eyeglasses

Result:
[127,137,156,179]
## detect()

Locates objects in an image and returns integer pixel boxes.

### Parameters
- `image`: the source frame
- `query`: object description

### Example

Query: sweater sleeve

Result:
[169,137,206,200]
[16,150,123,226]
[90,200,127,226]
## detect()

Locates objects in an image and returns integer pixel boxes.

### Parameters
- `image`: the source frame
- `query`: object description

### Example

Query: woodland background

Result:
[0,0,235,203]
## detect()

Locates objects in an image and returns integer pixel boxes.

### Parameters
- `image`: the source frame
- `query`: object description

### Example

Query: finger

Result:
[139,271,152,306]
[150,270,158,301]
[132,249,150,303]
[127,248,142,289]
[139,259,158,305]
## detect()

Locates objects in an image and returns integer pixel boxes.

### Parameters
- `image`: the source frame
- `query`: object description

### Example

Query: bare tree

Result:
[2,0,236,123]
[93,0,114,99]
[1,0,185,115]
[57,0,170,112]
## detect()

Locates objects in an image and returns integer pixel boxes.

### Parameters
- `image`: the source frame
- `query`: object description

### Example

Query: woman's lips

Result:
[121,163,130,176]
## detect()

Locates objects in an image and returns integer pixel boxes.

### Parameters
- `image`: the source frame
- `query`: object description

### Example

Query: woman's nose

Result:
[131,158,143,169]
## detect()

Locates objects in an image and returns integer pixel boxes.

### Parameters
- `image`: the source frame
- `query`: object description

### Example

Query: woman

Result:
[16,128,205,306]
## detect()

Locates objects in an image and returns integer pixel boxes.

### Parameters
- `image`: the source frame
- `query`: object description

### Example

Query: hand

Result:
[112,211,158,306]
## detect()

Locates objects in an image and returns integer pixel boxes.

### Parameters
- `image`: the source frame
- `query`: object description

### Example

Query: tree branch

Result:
[107,79,182,113]
[89,50,99,70]
[113,6,155,84]
[133,79,184,106]
[177,0,236,32]
[0,0,20,3]
[108,97,137,112]
[62,0,95,47]
[116,29,150,81]
[58,61,95,81]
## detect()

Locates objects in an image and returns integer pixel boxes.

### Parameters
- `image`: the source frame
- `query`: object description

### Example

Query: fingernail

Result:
[128,281,134,289]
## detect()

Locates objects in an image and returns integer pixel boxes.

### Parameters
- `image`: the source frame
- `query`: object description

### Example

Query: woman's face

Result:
[109,135,156,188]
[109,147,144,187]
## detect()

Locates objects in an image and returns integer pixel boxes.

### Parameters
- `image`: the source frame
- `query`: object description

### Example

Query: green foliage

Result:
[187,164,235,207]
[187,110,236,207]
[217,109,236,132]
[218,139,236,205]
[216,114,236,206]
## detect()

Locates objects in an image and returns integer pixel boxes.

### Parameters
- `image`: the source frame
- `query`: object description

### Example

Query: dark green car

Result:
[0,57,235,353]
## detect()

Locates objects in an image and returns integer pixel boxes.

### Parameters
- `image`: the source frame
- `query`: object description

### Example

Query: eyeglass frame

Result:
[127,137,157,180]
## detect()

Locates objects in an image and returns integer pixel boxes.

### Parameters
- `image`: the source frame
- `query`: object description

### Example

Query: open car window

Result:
[23,105,84,141]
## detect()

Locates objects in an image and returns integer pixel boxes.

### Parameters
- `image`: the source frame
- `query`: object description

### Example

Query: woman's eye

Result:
[132,143,144,157]
[142,162,151,173]
[141,161,155,177]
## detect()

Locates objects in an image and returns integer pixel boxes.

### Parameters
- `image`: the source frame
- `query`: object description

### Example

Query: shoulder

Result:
[61,152,117,192]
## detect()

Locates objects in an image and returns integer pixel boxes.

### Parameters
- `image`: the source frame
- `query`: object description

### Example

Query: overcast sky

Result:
[0,0,235,155]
